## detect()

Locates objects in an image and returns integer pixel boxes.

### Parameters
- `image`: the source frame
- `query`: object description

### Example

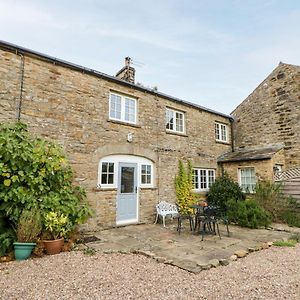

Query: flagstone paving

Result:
[80,222,300,273]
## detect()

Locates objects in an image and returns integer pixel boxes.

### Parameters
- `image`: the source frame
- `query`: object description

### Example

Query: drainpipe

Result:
[16,51,25,121]
[230,117,235,153]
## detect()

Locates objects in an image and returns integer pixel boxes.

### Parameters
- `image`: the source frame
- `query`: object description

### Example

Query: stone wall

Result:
[0,47,232,229]
[221,149,285,183]
[232,63,300,168]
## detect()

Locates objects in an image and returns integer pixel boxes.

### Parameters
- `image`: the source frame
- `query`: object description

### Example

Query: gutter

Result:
[0,40,233,121]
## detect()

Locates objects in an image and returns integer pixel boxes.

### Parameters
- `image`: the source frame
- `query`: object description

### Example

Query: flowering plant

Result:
[43,212,71,240]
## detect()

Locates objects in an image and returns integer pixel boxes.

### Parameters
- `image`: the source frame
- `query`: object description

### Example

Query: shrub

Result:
[207,172,244,210]
[226,198,271,229]
[16,209,42,242]
[0,213,15,256]
[175,160,195,215]
[254,182,300,226]
[0,122,93,254]
[254,181,285,221]
[43,211,71,239]
[281,211,300,227]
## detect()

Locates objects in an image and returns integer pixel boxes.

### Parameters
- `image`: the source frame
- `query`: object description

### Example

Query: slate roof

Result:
[0,40,232,120]
[218,145,284,163]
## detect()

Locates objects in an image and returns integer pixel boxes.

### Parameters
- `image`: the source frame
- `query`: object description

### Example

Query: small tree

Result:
[207,172,244,210]
[175,160,195,215]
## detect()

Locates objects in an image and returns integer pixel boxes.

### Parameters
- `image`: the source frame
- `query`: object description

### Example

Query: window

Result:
[141,164,152,185]
[239,168,256,193]
[193,169,215,191]
[101,162,114,185]
[166,108,185,133]
[215,122,228,142]
[109,92,137,124]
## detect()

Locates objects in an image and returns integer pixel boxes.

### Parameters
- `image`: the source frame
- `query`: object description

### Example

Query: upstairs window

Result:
[109,92,137,124]
[193,168,215,191]
[239,167,256,193]
[166,108,185,133]
[215,122,228,142]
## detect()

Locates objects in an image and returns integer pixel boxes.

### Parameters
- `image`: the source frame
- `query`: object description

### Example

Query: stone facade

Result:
[220,148,285,183]
[232,63,300,168]
[0,42,232,230]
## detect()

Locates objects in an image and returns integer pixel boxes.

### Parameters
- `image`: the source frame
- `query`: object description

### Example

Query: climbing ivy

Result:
[175,160,195,215]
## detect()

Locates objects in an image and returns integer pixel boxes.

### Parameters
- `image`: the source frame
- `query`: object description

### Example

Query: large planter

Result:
[14,242,36,261]
[43,238,64,255]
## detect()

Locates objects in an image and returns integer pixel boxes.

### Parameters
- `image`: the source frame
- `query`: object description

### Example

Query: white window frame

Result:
[166,108,185,134]
[215,122,228,142]
[239,167,256,193]
[193,168,215,192]
[97,155,154,189]
[99,161,116,188]
[109,92,137,124]
[141,164,152,187]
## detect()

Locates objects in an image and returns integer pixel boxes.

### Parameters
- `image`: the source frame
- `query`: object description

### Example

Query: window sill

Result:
[192,190,209,195]
[92,187,117,192]
[166,130,188,137]
[140,187,157,190]
[107,119,141,128]
[215,140,231,145]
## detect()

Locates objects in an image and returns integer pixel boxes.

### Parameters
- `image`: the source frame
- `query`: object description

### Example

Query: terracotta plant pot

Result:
[43,238,64,255]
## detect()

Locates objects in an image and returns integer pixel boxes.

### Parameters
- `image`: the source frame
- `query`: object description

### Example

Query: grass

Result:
[273,240,297,247]
[83,247,97,256]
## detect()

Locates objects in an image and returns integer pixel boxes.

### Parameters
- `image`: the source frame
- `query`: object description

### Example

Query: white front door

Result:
[116,163,138,225]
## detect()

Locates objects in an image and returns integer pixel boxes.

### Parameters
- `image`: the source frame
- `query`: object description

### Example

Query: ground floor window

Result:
[239,167,256,193]
[193,168,215,192]
[101,162,114,185]
[141,164,152,185]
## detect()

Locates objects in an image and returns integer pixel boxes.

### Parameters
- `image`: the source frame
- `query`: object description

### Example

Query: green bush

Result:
[175,160,195,215]
[281,211,300,227]
[0,122,93,254]
[254,181,285,221]
[207,172,244,210]
[226,199,271,229]
[16,209,42,242]
[254,182,300,227]
[0,213,15,256]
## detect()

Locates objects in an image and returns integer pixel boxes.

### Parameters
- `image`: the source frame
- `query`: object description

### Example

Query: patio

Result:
[79,222,299,273]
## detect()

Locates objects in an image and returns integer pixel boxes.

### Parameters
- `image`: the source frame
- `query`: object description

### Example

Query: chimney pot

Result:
[115,57,135,84]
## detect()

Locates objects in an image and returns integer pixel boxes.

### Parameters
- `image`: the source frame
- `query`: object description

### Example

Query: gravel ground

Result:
[0,245,299,300]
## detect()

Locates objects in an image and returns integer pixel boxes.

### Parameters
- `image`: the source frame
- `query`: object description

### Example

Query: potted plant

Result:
[14,209,42,260]
[43,211,71,255]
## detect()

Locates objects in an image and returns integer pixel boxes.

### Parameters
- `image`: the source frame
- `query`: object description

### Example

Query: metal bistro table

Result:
[190,204,221,241]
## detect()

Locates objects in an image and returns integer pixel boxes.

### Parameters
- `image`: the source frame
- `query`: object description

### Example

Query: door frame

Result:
[116,162,139,226]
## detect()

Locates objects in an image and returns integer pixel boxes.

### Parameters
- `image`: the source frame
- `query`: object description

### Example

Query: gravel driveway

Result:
[1,244,299,300]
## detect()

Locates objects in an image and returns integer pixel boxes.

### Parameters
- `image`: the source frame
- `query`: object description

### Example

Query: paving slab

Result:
[81,222,299,273]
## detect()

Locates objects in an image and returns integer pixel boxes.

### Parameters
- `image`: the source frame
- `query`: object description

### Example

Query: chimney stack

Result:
[115,57,135,84]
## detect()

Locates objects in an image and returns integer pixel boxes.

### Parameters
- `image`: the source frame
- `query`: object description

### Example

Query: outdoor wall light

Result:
[127,133,134,143]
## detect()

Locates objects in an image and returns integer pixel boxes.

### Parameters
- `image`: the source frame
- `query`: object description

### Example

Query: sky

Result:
[0,0,299,114]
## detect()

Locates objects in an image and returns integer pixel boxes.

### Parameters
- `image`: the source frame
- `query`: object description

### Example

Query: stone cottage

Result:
[0,40,233,229]
[219,63,300,193]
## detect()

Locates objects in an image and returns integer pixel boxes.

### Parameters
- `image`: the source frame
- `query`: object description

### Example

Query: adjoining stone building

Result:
[220,63,300,194]
[0,40,233,229]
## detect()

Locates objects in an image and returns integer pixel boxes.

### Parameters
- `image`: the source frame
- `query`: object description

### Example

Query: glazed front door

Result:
[116,163,138,225]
